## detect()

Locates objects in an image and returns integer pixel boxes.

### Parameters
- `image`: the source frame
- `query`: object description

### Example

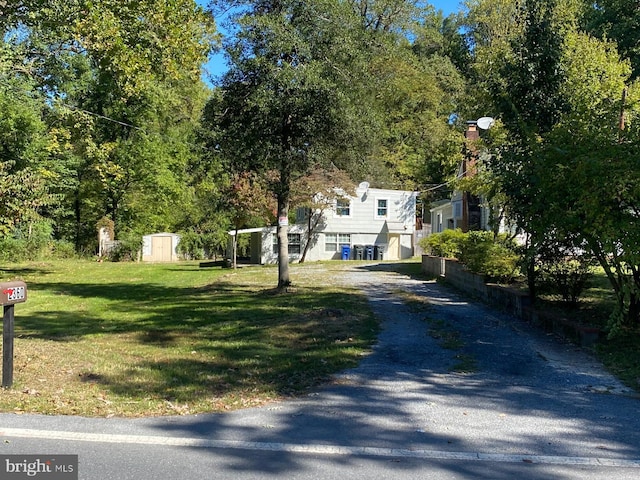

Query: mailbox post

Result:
[1,281,27,388]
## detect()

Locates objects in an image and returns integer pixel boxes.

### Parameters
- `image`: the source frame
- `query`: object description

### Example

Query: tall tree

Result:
[2,0,218,250]
[463,0,568,298]
[0,43,54,238]
[464,0,640,329]
[208,0,375,288]
[370,17,465,190]
[585,0,640,80]
[532,31,640,331]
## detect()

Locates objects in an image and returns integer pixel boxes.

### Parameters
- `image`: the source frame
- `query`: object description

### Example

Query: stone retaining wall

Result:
[421,255,603,347]
[421,255,445,277]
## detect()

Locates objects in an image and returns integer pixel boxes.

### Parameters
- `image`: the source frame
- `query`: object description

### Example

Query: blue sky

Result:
[200,1,464,82]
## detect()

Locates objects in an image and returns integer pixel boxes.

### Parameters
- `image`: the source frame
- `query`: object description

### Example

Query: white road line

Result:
[2,428,640,468]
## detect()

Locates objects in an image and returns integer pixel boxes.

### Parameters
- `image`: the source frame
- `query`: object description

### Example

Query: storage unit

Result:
[142,233,181,262]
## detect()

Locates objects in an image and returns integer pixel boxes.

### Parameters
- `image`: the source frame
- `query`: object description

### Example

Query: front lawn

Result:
[0,260,377,416]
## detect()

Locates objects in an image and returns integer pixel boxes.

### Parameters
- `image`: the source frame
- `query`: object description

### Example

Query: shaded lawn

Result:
[0,261,377,416]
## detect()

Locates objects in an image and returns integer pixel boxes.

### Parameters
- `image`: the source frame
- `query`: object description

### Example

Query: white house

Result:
[229,182,419,264]
[429,120,512,236]
[429,192,490,234]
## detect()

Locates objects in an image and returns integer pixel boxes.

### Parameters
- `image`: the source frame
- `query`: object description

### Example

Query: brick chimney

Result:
[461,121,481,232]
[463,121,479,178]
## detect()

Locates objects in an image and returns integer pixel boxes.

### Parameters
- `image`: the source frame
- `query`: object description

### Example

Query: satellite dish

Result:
[357,181,370,200]
[477,117,495,130]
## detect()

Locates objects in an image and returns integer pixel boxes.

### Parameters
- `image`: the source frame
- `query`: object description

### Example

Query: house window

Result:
[273,233,302,254]
[376,198,388,218]
[335,198,351,216]
[454,201,462,219]
[325,233,351,252]
[295,207,308,223]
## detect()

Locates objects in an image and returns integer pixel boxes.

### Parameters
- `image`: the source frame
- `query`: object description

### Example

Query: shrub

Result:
[177,231,204,260]
[108,234,142,262]
[0,237,27,262]
[459,231,520,283]
[51,240,78,259]
[0,221,56,261]
[202,232,228,259]
[420,229,466,258]
[537,256,595,306]
[421,229,520,283]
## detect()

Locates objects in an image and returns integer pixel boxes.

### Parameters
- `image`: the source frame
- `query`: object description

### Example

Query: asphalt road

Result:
[2,263,640,479]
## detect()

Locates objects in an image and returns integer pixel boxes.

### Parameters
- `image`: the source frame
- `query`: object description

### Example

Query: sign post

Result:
[1,281,27,388]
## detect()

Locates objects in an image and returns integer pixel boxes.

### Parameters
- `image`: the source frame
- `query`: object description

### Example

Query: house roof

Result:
[384,221,408,233]
[227,227,268,236]
[429,199,452,212]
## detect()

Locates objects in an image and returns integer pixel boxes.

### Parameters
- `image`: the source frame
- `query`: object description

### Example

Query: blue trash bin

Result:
[341,244,351,260]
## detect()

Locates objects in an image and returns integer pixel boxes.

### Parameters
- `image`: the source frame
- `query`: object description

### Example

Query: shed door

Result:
[151,236,173,262]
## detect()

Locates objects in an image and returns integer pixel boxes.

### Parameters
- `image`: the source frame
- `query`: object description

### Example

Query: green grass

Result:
[596,334,640,391]
[451,354,478,374]
[0,260,377,417]
[536,268,617,328]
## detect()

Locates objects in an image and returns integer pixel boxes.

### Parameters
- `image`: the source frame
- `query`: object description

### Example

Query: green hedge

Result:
[420,229,520,283]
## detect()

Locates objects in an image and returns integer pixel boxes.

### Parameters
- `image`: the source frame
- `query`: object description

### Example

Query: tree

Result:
[0,49,55,238]
[495,0,567,137]
[585,0,640,80]
[225,171,275,269]
[1,0,217,252]
[291,166,355,263]
[533,31,640,331]
[208,0,376,288]
[368,38,465,190]
[463,0,568,298]
[537,131,640,332]
[347,0,427,33]
[464,0,640,330]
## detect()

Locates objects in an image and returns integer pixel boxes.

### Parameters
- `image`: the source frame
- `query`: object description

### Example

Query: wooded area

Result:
[1,0,639,328]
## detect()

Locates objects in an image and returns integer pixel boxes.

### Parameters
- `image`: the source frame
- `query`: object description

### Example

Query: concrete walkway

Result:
[2,262,640,479]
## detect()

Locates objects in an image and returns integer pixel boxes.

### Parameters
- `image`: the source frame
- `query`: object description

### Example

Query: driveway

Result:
[2,262,640,479]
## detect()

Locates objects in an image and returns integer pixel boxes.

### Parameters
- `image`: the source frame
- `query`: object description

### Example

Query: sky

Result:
[200,1,464,82]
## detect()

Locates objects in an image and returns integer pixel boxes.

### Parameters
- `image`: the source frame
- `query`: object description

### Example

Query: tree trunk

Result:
[298,209,311,264]
[525,234,537,302]
[277,192,291,289]
[630,266,640,326]
[629,295,640,327]
[74,188,82,252]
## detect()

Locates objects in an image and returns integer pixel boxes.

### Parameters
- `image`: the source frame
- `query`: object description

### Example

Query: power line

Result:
[64,104,145,132]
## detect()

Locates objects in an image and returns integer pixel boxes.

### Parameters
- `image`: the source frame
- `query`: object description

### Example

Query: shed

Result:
[142,233,181,262]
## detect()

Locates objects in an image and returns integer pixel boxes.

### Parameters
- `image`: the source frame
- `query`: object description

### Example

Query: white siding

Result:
[239,186,418,264]
[324,188,417,235]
